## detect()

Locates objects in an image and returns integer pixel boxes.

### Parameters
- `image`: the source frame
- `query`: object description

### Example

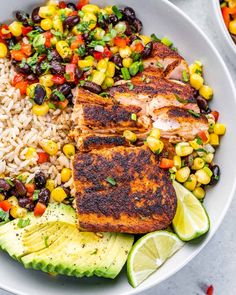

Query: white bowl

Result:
[211,0,236,57]
[1,1,236,295]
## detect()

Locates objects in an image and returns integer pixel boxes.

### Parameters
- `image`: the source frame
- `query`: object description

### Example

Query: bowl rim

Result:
[212,0,236,56]
[1,1,236,295]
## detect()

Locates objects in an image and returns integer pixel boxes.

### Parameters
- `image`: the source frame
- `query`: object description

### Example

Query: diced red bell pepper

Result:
[211,110,219,122]
[11,50,26,61]
[34,202,47,217]
[198,130,209,143]
[25,183,35,196]
[132,41,144,53]
[65,63,76,82]
[93,47,112,60]
[114,36,129,48]
[38,54,47,63]
[221,7,236,28]
[21,43,32,57]
[52,75,66,85]
[22,26,33,36]
[71,54,79,65]
[70,35,84,50]
[77,0,89,10]
[59,1,67,8]
[37,152,50,164]
[159,158,174,169]
[15,81,28,95]
[69,11,79,16]
[0,24,11,39]
[206,285,214,295]
[56,99,69,109]
[44,32,53,48]
[0,200,12,212]
[12,73,24,87]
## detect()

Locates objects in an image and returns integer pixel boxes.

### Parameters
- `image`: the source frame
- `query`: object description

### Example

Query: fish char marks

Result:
[73,145,177,234]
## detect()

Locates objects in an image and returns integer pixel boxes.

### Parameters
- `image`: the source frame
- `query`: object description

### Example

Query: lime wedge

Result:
[172,181,210,241]
[127,231,184,288]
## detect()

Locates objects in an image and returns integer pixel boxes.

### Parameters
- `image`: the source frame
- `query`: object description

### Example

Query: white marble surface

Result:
[1,1,236,294]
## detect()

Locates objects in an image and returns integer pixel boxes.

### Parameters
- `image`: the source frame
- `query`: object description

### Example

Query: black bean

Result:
[33,26,45,33]
[18,197,34,211]
[67,92,74,104]
[57,83,71,96]
[110,54,123,68]
[31,7,41,23]
[129,35,141,44]
[49,49,63,62]
[125,22,133,36]
[123,7,136,22]
[34,62,44,76]
[13,179,27,197]
[11,59,18,67]
[133,18,143,33]
[82,81,102,94]
[183,154,194,168]
[5,37,17,48]
[64,15,80,29]
[67,2,77,10]
[61,186,70,197]
[34,172,46,189]
[0,179,11,191]
[196,95,210,112]
[209,165,220,186]
[26,74,38,83]
[38,188,50,205]
[86,47,94,56]
[141,42,153,58]
[75,67,83,80]
[15,63,32,75]
[108,14,118,25]
[34,84,46,105]
[50,61,65,75]
[15,10,29,26]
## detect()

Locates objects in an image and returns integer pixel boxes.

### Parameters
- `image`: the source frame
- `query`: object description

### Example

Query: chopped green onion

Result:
[33,190,40,201]
[121,67,131,80]
[131,113,137,121]
[182,70,189,82]
[44,236,49,248]
[105,177,116,186]
[17,218,30,229]
[128,82,134,90]
[188,110,201,118]
[48,102,56,109]
[196,136,203,145]
[151,33,161,42]
[112,6,123,20]
[6,179,14,187]
[161,37,173,47]
[174,94,188,104]
[0,209,9,223]
[129,61,141,76]
[52,90,66,101]
[156,61,164,69]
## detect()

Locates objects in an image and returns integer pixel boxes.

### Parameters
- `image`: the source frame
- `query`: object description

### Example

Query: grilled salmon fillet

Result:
[143,42,189,81]
[153,106,209,141]
[73,145,177,234]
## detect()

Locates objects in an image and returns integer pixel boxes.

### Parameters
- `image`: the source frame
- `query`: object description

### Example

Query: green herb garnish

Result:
[128,82,134,90]
[182,70,189,82]
[9,43,21,50]
[188,110,201,118]
[17,218,30,229]
[48,102,56,109]
[121,67,131,80]
[64,73,71,81]
[44,236,49,248]
[112,5,123,20]
[0,209,9,223]
[99,92,109,98]
[131,113,137,121]
[52,90,66,101]
[156,61,164,69]
[196,136,203,145]
[105,177,116,186]
[33,190,40,201]
[75,45,86,57]
[6,179,14,187]
[151,33,161,42]
[174,94,188,104]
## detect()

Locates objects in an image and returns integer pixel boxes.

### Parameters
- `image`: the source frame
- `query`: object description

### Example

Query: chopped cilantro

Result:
[27,30,40,40]
[48,102,56,109]
[17,218,30,229]
[9,43,21,50]
[27,53,38,67]
[75,46,86,57]
[51,30,63,39]
[88,40,106,48]
[0,209,9,223]
[19,58,27,69]
[112,6,123,20]
[131,52,141,62]
[156,61,164,68]
[79,80,85,86]
[33,190,40,201]
[105,177,116,186]
[196,136,203,145]
[64,73,71,81]
[188,110,201,118]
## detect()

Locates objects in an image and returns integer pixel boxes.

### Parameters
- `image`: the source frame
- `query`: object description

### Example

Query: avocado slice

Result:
[0,203,134,279]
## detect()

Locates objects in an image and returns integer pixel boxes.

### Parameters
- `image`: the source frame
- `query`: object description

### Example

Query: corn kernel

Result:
[146,136,164,154]
[209,133,219,146]
[50,36,57,46]
[32,103,49,116]
[25,147,37,160]
[9,21,23,37]
[110,46,119,54]
[184,174,197,191]
[56,41,72,59]
[191,157,205,170]
[229,19,236,35]
[39,75,54,87]
[195,169,211,185]
[119,46,132,58]
[97,59,108,72]
[40,140,58,156]
[8,196,18,207]
[175,142,193,157]
[104,6,113,14]
[83,13,97,29]
[45,87,52,98]
[10,206,27,219]
[0,43,8,58]
[39,6,56,18]
[123,130,137,143]
[199,85,213,100]
[26,83,37,98]
[51,187,67,203]
[41,18,53,31]
[46,179,55,192]
[61,168,72,183]
[214,123,226,135]
[0,194,5,201]
[203,153,214,164]
[189,63,202,75]
[175,167,191,183]
[82,4,100,14]
[78,59,94,68]
[122,57,133,68]
[92,70,106,85]
[63,144,75,158]
[149,128,161,140]
[173,155,182,169]
[102,77,114,88]
[139,35,151,45]
[193,187,205,199]
[53,16,64,33]
[94,27,105,40]
[190,73,204,90]
[106,62,115,78]
[189,139,202,150]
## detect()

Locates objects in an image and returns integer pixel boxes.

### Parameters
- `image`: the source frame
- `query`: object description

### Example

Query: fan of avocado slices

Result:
[0,203,134,279]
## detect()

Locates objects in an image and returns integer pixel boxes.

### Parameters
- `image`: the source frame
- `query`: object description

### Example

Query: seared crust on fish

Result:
[73,146,177,234]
